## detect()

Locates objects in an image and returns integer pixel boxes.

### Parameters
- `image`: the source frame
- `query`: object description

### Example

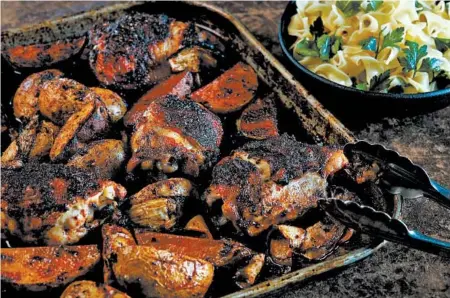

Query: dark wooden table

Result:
[2,2,449,297]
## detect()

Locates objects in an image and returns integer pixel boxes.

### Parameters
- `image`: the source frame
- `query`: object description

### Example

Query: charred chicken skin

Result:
[127,95,223,177]
[1,163,126,245]
[203,134,349,236]
[89,13,195,90]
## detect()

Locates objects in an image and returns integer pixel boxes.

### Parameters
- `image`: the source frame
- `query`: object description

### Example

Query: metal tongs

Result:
[318,141,450,257]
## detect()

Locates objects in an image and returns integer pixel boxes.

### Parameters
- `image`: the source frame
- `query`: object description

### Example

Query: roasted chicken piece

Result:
[102,225,214,298]
[67,139,127,179]
[3,37,86,68]
[190,62,258,114]
[13,69,64,121]
[61,280,130,298]
[135,231,254,267]
[1,163,126,245]
[236,96,279,140]
[124,71,194,127]
[127,95,223,177]
[169,46,217,73]
[89,13,195,89]
[203,134,349,236]
[1,245,100,291]
[128,178,196,230]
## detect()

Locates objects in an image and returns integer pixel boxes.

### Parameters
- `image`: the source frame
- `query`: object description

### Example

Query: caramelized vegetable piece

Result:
[124,71,194,127]
[190,62,258,113]
[3,37,85,68]
[169,47,217,73]
[50,101,95,161]
[38,78,91,125]
[90,87,127,123]
[61,280,130,298]
[185,215,213,239]
[129,178,195,230]
[234,253,265,289]
[13,69,64,121]
[29,121,60,159]
[236,96,278,140]
[269,239,293,266]
[103,225,214,298]
[0,245,100,291]
[135,231,254,267]
[67,139,126,178]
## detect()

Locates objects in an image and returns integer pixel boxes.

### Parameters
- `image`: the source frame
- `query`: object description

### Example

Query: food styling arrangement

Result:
[1,1,449,298]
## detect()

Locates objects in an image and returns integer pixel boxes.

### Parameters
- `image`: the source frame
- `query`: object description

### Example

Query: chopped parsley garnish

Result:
[435,37,450,52]
[398,40,428,77]
[295,34,342,61]
[368,70,392,92]
[366,0,383,12]
[336,1,362,17]
[380,27,405,51]
[360,37,378,52]
[419,57,442,79]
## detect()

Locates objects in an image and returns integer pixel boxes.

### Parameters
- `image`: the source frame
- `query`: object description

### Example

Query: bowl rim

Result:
[278,0,450,100]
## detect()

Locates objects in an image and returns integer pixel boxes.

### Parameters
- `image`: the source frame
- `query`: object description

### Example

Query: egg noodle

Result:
[288,0,450,93]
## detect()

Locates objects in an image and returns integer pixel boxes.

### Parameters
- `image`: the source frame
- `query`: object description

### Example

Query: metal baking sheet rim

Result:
[0,1,401,297]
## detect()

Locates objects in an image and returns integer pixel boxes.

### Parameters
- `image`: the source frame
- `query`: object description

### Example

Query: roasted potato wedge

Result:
[1,245,100,291]
[90,87,127,123]
[135,231,254,267]
[124,71,194,127]
[67,139,126,178]
[185,215,213,239]
[13,69,64,121]
[3,37,85,68]
[29,120,60,159]
[236,96,278,140]
[61,280,130,298]
[129,178,195,230]
[190,62,258,114]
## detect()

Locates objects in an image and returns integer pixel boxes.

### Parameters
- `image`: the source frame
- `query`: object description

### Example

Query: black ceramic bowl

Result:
[279,1,450,119]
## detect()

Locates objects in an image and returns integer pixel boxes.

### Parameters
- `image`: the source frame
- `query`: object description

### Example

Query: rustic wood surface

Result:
[2,2,449,297]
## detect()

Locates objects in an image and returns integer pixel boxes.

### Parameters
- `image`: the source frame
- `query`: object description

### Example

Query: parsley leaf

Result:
[398,41,428,77]
[317,34,333,61]
[366,0,383,12]
[369,70,391,92]
[360,37,378,52]
[435,37,450,52]
[415,0,424,11]
[356,83,368,91]
[332,36,343,55]
[419,57,442,78]
[295,39,319,57]
[336,1,361,17]
[310,17,324,38]
[380,27,405,51]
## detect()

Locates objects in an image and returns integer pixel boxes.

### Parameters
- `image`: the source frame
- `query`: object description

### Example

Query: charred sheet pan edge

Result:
[0,1,401,297]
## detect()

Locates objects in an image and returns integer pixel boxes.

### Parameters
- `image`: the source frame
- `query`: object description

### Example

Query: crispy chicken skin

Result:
[129,178,196,230]
[1,245,100,291]
[89,13,195,89]
[127,95,223,177]
[102,225,214,298]
[13,69,64,121]
[3,37,86,68]
[190,62,258,114]
[61,280,130,298]
[135,231,254,267]
[204,134,349,236]
[236,96,279,140]
[124,71,194,127]
[1,163,126,245]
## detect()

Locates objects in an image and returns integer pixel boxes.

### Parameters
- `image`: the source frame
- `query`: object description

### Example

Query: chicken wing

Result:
[1,163,126,245]
[203,134,349,236]
[127,95,223,177]
[89,13,194,89]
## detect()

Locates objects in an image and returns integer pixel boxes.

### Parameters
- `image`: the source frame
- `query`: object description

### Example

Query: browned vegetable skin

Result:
[61,280,130,298]
[190,62,258,113]
[236,96,279,140]
[124,71,194,127]
[135,231,254,267]
[67,139,126,179]
[127,95,223,177]
[128,178,195,230]
[185,215,213,239]
[3,37,85,68]
[13,69,64,121]
[102,225,214,298]
[0,245,100,291]
[169,46,217,73]
[234,253,265,288]
[90,87,127,123]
